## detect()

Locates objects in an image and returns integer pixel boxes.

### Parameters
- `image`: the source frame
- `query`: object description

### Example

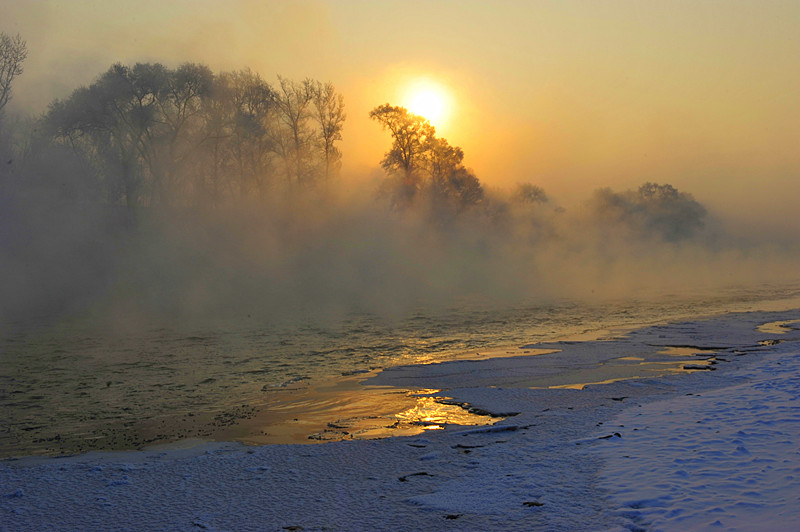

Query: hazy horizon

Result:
[4,3,800,495]
[1,0,798,233]
[1,1,799,328]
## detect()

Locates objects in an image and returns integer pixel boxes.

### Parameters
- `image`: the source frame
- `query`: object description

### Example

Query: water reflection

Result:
[219,382,498,445]
[757,319,800,334]
[2,285,799,456]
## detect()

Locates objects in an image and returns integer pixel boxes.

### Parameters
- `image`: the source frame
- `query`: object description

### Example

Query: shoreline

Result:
[591,316,800,530]
[1,309,798,529]
[0,322,739,459]
[3,292,800,459]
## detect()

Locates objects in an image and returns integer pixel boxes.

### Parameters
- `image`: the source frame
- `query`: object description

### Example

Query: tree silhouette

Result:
[312,81,345,180]
[274,76,314,184]
[423,136,482,210]
[587,182,706,241]
[46,63,163,210]
[0,33,27,114]
[222,68,276,195]
[512,183,548,205]
[46,62,345,210]
[150,63,213,203]
[369,104,435,194]
[369,104,482,210]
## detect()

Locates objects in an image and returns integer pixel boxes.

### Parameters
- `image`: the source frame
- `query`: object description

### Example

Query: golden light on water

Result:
[756,319,800,335]
[394,395,491,429]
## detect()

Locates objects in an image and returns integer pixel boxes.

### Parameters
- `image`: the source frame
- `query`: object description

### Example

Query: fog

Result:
[2,99,798,331]
[1,23,799,331]
[4,1,799,223]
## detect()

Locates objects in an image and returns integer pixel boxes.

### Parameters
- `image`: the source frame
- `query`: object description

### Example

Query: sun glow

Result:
[403,79,451,127]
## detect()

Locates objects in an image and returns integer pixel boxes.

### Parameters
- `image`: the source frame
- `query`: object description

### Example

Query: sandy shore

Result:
[1,310,798,530]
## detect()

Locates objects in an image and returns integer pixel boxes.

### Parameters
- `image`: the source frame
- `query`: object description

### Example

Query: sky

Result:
[2,0,799,230]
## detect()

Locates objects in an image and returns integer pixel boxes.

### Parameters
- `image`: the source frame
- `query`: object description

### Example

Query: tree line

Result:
[0,33,27,115]
[369,103,483,212]
[41,63,345,210]
[1,32,708,244]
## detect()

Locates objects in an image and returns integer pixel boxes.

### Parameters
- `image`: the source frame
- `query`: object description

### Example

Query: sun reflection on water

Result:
[394,394,496,429]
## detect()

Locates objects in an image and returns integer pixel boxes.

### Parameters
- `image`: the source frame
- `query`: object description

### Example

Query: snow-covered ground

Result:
[592,327,800,531]
[1,310,798,531]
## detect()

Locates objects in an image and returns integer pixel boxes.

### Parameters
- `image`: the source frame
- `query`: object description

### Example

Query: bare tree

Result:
[369,104,435,194]
[150,63,213,202]
[512,183,548,205]
[311,81,345,180]
[45,62,345,209]
[228,69,275,194]
[46,63,161,210]
[370,104,481,209]
[424,136,463,183]
[0,33,28,113]
[423,136,482,209]
[275,76,314,184]
[586,182,706,242]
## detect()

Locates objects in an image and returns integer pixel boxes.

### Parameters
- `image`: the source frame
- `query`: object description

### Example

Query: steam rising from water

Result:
[2,169,798,331]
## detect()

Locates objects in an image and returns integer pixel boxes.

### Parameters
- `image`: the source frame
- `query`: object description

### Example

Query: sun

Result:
[402,79,451,127]
[409,90,444,123]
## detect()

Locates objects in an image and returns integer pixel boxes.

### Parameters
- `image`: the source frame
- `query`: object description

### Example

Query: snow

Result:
[1,310,799,531]
[593,337,800,531]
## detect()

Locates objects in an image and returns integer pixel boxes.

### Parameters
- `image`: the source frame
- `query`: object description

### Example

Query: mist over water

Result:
[3,138,800,456]
[2,171,798,331]
[1,48,799,457]
[0,55,796,330]
[3,283,799,457]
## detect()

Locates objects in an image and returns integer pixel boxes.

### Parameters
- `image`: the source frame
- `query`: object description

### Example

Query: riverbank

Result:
[1,309,798,530]
[7,287,798,458]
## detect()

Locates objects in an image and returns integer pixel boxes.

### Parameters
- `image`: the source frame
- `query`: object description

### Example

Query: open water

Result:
[2,283,799,457]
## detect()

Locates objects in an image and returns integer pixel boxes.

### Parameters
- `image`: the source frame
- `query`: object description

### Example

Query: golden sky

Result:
[2,0,799,227]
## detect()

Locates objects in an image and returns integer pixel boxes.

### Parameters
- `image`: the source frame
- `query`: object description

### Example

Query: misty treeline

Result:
[0,32,27,114]
[0,40,705,241]
[369,104,483,213]
[1,41,796,326]
[41,64,344,208]
[367,105,707,242]
[0,32,27,181]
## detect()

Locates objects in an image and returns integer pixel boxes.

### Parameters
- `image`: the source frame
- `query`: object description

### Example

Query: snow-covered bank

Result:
[592,326,800,531]
[1,310,798,531]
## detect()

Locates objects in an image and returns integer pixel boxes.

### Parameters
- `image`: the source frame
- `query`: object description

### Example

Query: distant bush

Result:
[586,182,706,242]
